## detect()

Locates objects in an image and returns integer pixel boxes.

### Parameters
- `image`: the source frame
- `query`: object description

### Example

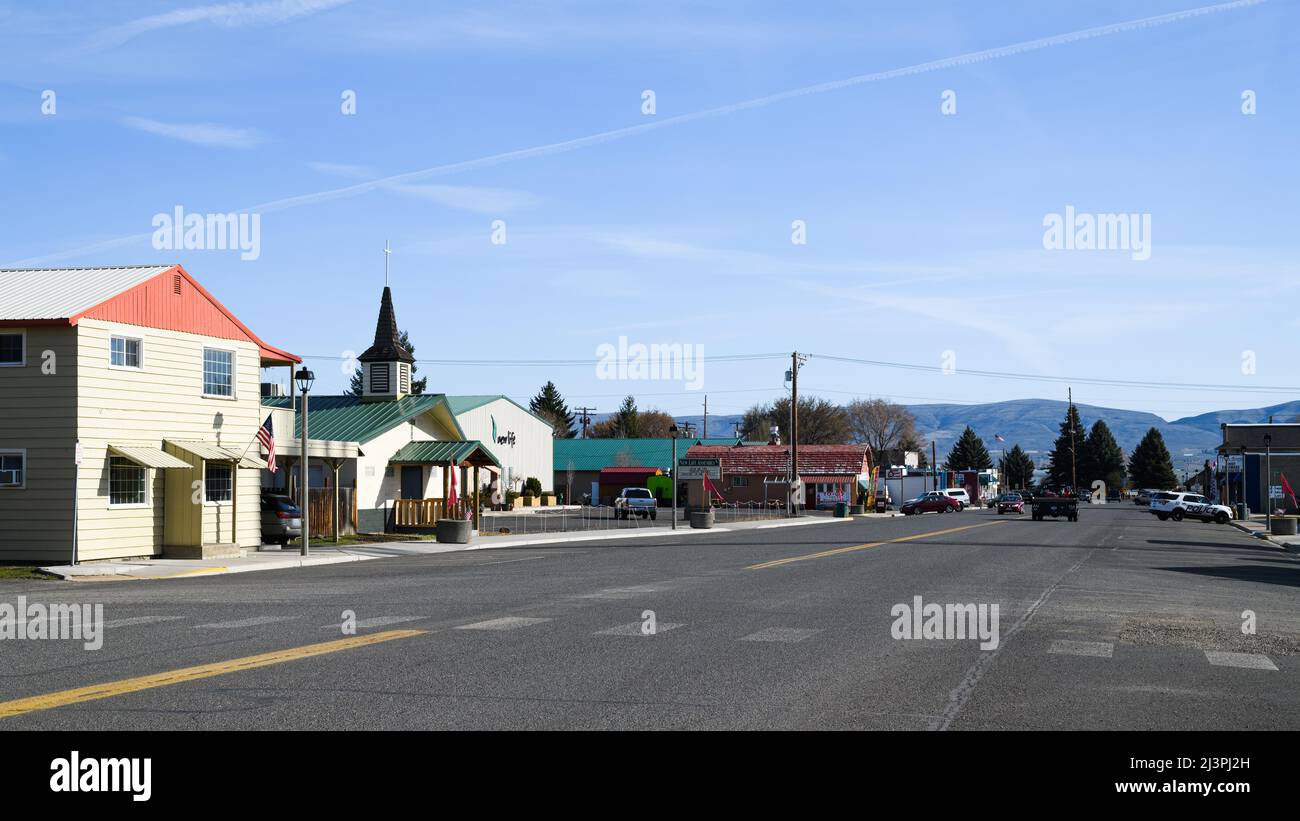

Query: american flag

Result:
[256,414,277,473]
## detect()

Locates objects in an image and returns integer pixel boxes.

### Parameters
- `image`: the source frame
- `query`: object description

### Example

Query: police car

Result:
[1148,491,1233,524]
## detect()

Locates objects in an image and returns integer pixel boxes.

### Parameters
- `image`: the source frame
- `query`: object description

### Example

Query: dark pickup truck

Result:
[1031,490,1078,522]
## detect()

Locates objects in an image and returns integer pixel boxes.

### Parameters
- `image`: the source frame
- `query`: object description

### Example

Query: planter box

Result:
[435,518,472,544]
[540,495,554,507]
[511,497,523,509]
[689,510,715,529]
[523,495,537,507]
[1270,517,1298,536]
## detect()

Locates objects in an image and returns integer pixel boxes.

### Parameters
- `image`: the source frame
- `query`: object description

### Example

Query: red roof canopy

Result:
[684,444,871,477]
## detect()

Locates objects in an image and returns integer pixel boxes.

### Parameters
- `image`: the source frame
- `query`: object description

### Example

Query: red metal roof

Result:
[69,265,300,365]
[684,444,870,477]
[599,466,663,475]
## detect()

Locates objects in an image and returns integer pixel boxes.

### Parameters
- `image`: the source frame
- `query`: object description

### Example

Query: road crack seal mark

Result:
[929,550,1095,731]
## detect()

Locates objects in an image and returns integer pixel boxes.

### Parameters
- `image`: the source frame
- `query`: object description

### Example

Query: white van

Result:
[942,488,971,510]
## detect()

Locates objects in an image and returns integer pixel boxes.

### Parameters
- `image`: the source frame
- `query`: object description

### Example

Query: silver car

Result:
[261,493,303,546]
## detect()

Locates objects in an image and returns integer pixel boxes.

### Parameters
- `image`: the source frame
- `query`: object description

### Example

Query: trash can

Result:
[436,518,472,544]
[1270,517,1298,536]
[833,502,849,518]
[689,510,714,529]
[875,497,888,514]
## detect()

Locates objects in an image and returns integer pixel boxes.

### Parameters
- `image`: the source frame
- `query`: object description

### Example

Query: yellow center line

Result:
[0,628,426,720]
[747,520,1008,570]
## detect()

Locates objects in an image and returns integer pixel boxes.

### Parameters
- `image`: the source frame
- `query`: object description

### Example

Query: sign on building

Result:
[676,457,721,480]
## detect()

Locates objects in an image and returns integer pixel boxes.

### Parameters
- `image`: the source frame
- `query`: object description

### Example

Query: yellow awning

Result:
[109,445,192,470]
[165,440,267,470]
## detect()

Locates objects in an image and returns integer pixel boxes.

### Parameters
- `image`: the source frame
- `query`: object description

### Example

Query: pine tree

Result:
[611,395,639,438]
[1046,404,1084,488]
[1128,427,1177,490]
[944,426,993,470]
[1081,419,1126,493]
[529,381,576,438]
[999,444,1036,488]
[348,329,426,395]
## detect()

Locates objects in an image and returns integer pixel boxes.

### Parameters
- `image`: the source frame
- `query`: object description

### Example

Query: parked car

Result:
[941,488,970,510]
[1135,489,1153,506]
[901,492,963,515]
[995,493,1024,514]
[614,487,658,520]
[261,493,303,547]
[1150,491,1232,524]
[1018,487,1036,505]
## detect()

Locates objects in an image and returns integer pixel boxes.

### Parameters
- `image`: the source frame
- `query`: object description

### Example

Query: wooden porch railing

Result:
[394,498,471,527]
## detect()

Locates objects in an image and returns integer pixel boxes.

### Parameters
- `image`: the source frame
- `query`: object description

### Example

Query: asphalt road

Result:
[2,504,1297,730]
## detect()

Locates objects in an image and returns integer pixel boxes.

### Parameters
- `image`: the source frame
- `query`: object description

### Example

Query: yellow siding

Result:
[74,319,264,560]
[0,325,78,563]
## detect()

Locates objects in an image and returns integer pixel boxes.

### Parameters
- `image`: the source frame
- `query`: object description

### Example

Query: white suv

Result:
[1149,491,1232,524]
[942,488,970,510]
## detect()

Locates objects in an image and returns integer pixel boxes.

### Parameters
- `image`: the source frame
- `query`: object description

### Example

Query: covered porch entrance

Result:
[388,440,501,531]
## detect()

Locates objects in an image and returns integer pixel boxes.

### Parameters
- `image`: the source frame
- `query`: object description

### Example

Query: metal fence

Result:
[477,501,788,536]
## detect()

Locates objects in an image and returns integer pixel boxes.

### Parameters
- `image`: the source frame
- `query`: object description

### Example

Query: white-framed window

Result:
[202,347,235,397]
[108,456,148,506]
[0,450,25,489]
[109,335,142,370]
[205,462,233,503]
[0,331,25,366]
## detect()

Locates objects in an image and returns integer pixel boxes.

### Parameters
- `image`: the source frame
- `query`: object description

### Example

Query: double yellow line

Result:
[0,628,426,720]
[748,520,1007,569]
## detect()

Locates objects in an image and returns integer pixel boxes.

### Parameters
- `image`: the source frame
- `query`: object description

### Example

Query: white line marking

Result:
[102,615,186,629]
[195,616,299,629]
[321,616,425,630]
[595,622,684,636]
[741,627,821,643]
[455,617,552,631]
[1205,650,1277,670]
[1049,639,1114,658]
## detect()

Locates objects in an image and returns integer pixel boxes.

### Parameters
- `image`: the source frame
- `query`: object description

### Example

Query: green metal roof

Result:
[261,394,451,443]
[390,440,501,467]
[553,437,754,472]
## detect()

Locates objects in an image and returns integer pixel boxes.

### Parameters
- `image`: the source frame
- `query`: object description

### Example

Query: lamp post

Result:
[669,424,678,530]
[295,367,315,557]
[1264,432,1272,533]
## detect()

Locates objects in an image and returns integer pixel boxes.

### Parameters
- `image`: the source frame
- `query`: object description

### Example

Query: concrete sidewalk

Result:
[1229,515,1300,554]
[38,514,854,581]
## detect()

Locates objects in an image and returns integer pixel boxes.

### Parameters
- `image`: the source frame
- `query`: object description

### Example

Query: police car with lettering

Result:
[1149,491,1233,524]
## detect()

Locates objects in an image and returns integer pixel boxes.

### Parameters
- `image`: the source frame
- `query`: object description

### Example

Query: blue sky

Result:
[1,0,1296,421]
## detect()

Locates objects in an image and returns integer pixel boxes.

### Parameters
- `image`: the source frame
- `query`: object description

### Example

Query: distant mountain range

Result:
[614,398,1300,463]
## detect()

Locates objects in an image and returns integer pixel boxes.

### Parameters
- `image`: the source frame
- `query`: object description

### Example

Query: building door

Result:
[400,466,424,500]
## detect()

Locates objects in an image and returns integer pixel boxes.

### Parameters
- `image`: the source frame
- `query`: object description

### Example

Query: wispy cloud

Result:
[308,161,537,214]
[79,0,354,53]
[121,116,266,149]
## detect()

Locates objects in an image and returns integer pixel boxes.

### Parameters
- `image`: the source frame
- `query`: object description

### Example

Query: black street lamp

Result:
[669,424,678,530]
[295,367,315,556]
[1264,432,1273,533]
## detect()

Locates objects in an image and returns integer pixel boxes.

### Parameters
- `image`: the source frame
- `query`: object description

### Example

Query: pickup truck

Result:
[614,487,658,520]
[1031,489,1078,522]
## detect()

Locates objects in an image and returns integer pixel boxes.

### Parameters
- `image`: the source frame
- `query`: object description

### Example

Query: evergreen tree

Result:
[529,381,576,438]
[1081,419,1126,493]
[999,444,1036,488]
[607,395,639,438]
[944,426,993,470]
[348,329,427,395]
[1046,404,1084,488]
[1128,427,1178,490]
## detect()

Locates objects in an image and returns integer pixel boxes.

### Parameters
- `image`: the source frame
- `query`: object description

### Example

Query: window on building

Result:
[731,476,749,487]
[203,348,234,396]
[0,451,25,488]
[369,362,390,393]
[110,335,142,369]
[0,332,24,366]
[109,457,147,505]
[205,463,233,503]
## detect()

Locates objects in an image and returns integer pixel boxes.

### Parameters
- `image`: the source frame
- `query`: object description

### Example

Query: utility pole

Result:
[790,352,806,516]
[703,395,708,439]
[576,406,596,438]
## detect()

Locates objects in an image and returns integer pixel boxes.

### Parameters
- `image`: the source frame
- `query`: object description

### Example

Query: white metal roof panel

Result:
[0,266,173,321]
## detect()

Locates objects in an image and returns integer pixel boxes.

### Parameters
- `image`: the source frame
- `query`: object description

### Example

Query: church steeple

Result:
[357,286,414,400]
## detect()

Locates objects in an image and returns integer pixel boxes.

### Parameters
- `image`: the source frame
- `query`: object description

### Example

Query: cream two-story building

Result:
[0,265,300,563]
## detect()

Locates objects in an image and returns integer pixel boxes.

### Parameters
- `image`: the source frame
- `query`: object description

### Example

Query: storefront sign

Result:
[677,457,721,480]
